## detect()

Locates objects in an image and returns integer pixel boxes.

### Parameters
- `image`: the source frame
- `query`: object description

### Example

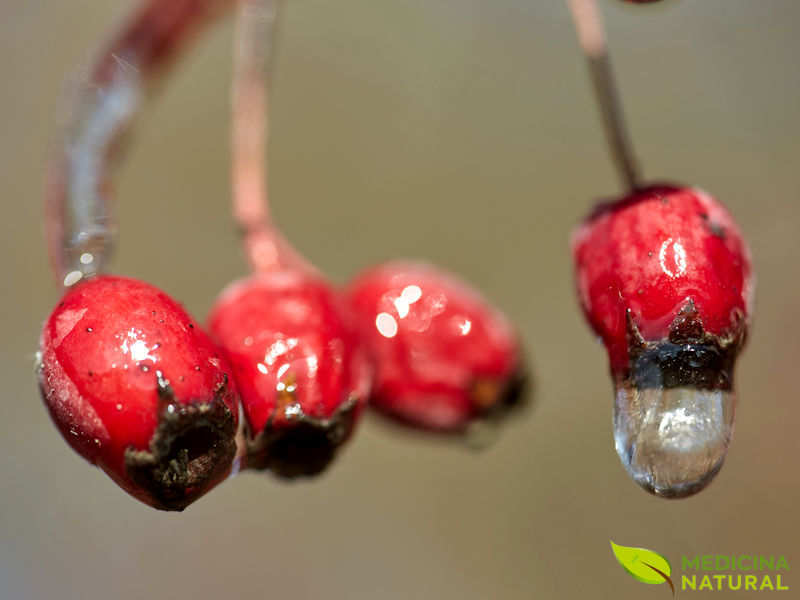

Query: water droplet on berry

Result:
[613,382,735,498]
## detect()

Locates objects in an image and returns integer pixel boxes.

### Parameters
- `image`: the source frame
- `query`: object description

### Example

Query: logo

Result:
[610,541,674,596]
[610,541,791,595]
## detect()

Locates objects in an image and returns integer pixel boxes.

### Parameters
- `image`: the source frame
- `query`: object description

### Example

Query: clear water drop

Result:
[613,382,735,498]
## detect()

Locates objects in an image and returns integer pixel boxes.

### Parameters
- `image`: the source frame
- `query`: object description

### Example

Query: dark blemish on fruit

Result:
[88,371,94,377]
[188,323,194,329]
[647,251,653,257]
[86,327,93,333]
[709,221,726,239]
[194,365,201,371]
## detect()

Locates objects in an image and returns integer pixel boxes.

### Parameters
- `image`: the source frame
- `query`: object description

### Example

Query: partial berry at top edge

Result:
[208,270,371,478]
[345,261,526,434]
[37,275,240,511]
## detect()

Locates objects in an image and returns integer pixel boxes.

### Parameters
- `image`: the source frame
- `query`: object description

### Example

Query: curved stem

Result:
[566,0,640,191]
[231,0,315,274]
[46,0,233,287]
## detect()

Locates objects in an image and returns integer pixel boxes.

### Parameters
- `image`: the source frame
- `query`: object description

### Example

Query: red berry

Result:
[572,184,752,497]
[573,184,751,374]
[38,275,240,511]
[345,261,524,433]
[208,271,370,477]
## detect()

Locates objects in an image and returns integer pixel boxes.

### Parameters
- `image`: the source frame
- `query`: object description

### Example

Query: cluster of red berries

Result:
[38,261,524,510]
[38,0,753,508]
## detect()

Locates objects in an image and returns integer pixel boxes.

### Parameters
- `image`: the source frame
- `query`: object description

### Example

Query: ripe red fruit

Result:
[208,271,371,477]
[572,184,752,497]
[345,261,525,433]
[38,275,240,511]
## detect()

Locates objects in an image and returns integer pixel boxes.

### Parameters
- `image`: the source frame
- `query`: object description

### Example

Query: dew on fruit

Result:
[613,381,735,498]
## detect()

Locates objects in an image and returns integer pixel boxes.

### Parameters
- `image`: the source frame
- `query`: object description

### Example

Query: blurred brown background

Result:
[1,1,799,598]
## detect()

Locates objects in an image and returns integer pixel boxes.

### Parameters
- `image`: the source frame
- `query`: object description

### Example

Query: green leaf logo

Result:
[610,541,675,596]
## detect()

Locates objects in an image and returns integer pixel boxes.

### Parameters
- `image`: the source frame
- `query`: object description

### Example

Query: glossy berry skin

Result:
[345,261,524,433]
[572,184,752,378]
[208,271,371,477]
[37,275,240,511]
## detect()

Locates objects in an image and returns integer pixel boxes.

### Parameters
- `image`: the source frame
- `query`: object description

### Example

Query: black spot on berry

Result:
[709,221,726,239]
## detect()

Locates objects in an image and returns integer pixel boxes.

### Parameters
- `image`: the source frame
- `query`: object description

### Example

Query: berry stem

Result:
[231,0,315,274]
[565,0,640,191]
[45,0,233,287]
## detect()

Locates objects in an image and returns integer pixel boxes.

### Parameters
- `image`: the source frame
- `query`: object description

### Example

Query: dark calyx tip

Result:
[497,367,531,413]
[125,378,236,511]
[470,366,532,421]
[626,300,741,391]
[247,398,358,479]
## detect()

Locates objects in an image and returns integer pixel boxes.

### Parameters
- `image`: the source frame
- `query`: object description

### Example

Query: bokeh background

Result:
[2,1,799,598]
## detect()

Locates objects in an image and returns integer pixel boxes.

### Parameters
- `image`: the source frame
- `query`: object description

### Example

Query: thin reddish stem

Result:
[231,0,315,274]
[566,0,640,191]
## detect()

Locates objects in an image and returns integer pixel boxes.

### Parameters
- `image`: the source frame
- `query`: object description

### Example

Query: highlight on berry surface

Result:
[345,261,526,436]
[572,185,752,497]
